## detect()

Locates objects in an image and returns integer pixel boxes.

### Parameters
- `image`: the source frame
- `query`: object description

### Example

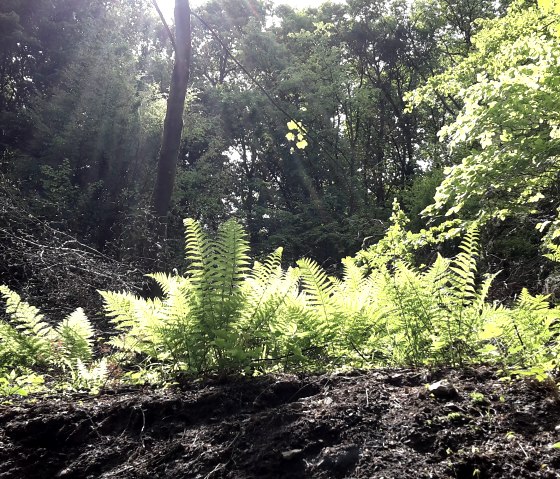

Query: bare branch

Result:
[151,0,177,52]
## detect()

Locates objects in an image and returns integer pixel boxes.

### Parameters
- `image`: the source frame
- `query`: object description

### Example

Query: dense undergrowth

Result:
[1,204,559,396]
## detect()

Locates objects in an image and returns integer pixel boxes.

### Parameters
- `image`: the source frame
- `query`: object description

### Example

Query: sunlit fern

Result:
[0,285,94,369]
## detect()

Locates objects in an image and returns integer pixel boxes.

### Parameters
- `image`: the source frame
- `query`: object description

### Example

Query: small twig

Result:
[349,340,370,363]
[204,463,226,479]
[82,409,104,441]
[513,322,526,350]
[518,441,529,459]
[138,405,146,448]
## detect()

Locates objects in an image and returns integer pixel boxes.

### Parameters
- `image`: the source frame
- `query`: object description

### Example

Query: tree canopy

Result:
[0,0,557,276]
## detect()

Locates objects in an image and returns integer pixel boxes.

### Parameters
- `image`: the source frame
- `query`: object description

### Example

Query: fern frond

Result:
[517,288,550,313]
[147,272,188,296]
[154,275,195,366]
[474,272,500,314]
[183,218,211,282]
[0,285,54,364]
[242,248,291,326]
[449,227,479,305]
[272,293,317,364]
[341,257,367,294]
[72,357,108,393]
[422,254,450,291]
[99,290,141,331]
[297,258,339,344]
[297,258,335,307]
[55,308,94,363]
[212,219,251,327]
[0,322,32,368]
[486,289,557,371]
[252,247,283,284]
[100,290,165,359]
[236,259,301,365]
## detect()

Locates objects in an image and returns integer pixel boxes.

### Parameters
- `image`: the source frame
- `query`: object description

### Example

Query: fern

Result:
[348,228,496,367]
[431,228,495,365]
[190,219,250,370]
[183,218,212,282]
[389,261,442,364]
[331,258,385,366]
[0,285,54,365]
[55,308,94,364]
[69,357,109,394]
[101,289,167,360]
[0,286,95,368]
[0,286,97,395]
[297,257,340,349]
[506,290,557,369]
[236,249,299,363]
[0,369,45,396]
[449,227,480,307]
[103,219,299,374]
[212,219,251,329]
[98,215,558,379]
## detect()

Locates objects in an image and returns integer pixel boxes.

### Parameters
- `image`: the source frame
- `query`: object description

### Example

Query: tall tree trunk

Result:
[152,0,191,220]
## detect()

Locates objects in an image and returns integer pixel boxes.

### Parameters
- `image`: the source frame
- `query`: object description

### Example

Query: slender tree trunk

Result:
[152,0,191,220]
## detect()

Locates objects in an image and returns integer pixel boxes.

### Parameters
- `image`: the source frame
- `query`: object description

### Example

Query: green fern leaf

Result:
[449,227,479,305]
[297,258,339,344]
[183,218,211,282]
[55,308,94,363]
[0,285,54,364]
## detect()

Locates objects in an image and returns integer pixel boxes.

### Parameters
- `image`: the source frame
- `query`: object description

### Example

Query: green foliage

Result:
[410,2,560,239]
[297,257,338,343]
[469,391,486,404]
[285,119,308,150]
[355,199,463,269]
[68,358,109,395]
[1,0,559,397]
[102,218,306,374]
[351,227,498,367]
[538,0,560,15]
[55,308,94,365]
[0,370,45,397]
[3,210,560,392]
[479,288,560,376]
[0,285,96,394]
[100,215,560,380]
[0,285,55,368]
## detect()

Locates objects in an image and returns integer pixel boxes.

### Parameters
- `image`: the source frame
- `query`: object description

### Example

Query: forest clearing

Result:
[2,0,560,477]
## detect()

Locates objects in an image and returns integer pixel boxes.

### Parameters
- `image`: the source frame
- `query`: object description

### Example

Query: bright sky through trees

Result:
[157,0,337,20]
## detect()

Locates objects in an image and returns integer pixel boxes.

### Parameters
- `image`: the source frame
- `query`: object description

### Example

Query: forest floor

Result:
[0,366,559,479]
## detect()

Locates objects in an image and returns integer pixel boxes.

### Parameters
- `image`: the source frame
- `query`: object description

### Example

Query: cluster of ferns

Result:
[1,209,558,394]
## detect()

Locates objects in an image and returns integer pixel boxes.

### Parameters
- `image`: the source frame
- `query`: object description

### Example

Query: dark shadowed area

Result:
[1,367,559,479]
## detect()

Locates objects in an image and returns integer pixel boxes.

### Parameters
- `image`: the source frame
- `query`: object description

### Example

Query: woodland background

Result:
[0,0,558,321]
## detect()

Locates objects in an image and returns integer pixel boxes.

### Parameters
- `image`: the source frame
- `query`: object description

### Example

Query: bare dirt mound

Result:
[1,367,559,479]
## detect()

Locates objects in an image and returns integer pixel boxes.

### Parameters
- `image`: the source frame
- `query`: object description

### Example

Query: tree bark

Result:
[152,0,191,220]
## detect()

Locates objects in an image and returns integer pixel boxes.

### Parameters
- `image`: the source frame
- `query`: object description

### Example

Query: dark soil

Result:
[1,367,559,478]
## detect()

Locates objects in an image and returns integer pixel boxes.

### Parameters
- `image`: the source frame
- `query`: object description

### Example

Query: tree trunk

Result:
[152,0,191,220]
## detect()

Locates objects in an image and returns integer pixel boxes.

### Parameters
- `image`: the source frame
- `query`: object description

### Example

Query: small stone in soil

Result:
[316,445,361,471]
[428,380,459,400]
[281,449,303,461]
